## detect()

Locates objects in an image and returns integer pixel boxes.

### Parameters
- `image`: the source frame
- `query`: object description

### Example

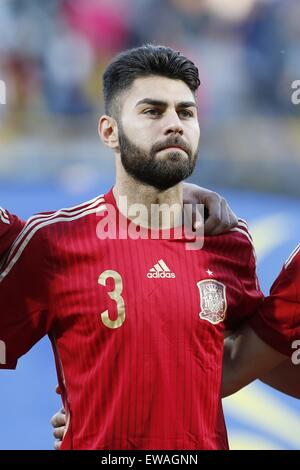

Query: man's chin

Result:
[155,150,188,161]
[144,176,188,191]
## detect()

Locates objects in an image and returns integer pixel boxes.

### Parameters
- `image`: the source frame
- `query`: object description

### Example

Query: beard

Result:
[118,124,199,191]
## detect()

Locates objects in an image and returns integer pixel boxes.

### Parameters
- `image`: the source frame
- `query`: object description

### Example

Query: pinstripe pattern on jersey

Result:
[0,196,106,282]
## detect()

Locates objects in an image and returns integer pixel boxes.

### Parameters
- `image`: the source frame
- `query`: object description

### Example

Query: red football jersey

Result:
[250,245,300,357]
[0,189,263,450]
[0,207,25,259]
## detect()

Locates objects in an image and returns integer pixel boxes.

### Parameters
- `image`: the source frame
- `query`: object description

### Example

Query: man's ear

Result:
[98,115,119,151]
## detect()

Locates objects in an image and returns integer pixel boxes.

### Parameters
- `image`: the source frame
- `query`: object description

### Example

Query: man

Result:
[0,44,279,450]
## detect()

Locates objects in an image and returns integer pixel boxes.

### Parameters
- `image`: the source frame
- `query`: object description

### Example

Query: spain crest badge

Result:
[197,279,227,325]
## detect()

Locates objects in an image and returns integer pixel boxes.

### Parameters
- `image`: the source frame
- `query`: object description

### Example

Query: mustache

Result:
[152,137,192,156]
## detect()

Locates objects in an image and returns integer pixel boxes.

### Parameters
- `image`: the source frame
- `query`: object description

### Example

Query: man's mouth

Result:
[159,146,186,152]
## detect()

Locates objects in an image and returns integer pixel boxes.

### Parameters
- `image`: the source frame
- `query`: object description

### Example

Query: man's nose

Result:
[163,112,184,135]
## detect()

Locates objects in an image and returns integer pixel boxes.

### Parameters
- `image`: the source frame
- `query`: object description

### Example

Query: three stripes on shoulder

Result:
[0,207,10,225]
[285,243,300,269]
[0,195,106,282]
[230,219,253,246]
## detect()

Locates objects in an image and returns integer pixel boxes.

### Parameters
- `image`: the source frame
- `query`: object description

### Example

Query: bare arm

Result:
[222,325,287,398]
[259,359,300,399]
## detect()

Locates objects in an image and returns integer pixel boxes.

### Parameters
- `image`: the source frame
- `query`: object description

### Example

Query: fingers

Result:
[183,183,239,235]
[51,408,66,450]
[51,408,66,429]
[202,193,221,234]
[209,198,230,235]
[54,439,62,451]
[205,197,238,235]
[187,190,221,234]
[227,205,239,229]
[53,425,65,440]
[208,198,233,235]
[188,205,204,233]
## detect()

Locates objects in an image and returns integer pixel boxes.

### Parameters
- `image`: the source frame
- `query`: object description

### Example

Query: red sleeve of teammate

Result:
[225,224,264,330]
[0,208,25,256]
[250,246,300,356]
[0,223,53,369]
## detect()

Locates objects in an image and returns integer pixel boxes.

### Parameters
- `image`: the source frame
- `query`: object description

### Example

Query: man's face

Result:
[117,76,200,190]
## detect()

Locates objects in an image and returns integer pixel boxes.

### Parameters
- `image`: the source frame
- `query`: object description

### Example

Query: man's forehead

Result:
[127,76,195,104]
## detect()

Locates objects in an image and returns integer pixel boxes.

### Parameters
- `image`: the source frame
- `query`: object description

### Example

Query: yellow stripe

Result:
[223,382,300,449]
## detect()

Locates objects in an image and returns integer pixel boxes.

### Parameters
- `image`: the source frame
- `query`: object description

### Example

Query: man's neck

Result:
[113,174,183,230]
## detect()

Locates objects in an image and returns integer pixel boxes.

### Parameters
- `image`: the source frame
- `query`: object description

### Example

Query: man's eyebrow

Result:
[177,101,197,108]
[135,99,167,107]
[135,98,196,108]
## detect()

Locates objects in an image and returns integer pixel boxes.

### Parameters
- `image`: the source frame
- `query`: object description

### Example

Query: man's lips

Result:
[159,145,187,152]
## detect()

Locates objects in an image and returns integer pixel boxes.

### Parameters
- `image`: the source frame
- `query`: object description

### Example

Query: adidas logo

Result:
[147,259,176,279]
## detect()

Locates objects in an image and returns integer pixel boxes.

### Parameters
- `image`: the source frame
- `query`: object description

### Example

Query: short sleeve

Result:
[0,208,25,257]
[250,247,300,356]
[225,230,264,330]
[0,225,53,369]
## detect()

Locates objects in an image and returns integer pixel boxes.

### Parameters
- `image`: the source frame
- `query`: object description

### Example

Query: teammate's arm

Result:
[259,359,300,399]
[222,325,289,398]
[226,247,300,399]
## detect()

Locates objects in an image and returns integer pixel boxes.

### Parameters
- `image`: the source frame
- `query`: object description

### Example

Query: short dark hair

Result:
[103,44,200,117]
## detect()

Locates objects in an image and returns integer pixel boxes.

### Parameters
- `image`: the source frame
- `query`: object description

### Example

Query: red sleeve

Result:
[250,246,300,356]
[0,208,25,257]
[224,226,264,330]
[0,224,53,369]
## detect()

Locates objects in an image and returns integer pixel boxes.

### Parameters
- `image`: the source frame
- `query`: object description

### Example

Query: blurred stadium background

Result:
[0,0,299,450]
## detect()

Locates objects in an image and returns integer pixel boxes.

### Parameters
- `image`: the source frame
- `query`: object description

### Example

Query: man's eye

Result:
[143,109,161,116]
[179,110,193,118]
